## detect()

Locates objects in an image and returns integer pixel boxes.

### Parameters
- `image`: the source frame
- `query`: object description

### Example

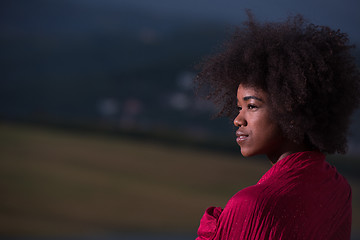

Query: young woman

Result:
[194,12,360,240]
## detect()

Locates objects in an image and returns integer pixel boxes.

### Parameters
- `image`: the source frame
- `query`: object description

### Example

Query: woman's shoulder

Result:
[224,178,300,215]
[224,183,273,212]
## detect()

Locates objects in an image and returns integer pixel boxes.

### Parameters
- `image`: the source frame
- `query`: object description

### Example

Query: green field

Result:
[0,123,359,236]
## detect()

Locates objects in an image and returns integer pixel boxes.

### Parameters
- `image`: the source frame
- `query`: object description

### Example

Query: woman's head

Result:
[196,11,360,154]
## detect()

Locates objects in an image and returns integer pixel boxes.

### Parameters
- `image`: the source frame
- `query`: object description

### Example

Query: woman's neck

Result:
[267,142,313,165]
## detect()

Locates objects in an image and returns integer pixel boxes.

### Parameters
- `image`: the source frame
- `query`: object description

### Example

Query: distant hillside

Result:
[0,0,234,139]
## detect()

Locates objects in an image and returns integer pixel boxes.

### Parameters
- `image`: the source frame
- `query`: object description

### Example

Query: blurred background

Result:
[1,0,360,239]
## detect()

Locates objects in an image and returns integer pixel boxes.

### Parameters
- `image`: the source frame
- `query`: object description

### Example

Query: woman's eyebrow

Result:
[243,96,264,102]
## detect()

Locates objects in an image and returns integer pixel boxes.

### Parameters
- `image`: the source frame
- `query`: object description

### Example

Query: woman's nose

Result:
[233,113,247,127]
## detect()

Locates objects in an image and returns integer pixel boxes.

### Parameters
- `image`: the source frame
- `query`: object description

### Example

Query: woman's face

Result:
[234,84,286,160]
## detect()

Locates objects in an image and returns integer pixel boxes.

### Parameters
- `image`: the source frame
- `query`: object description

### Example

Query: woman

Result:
[195,12,360,240]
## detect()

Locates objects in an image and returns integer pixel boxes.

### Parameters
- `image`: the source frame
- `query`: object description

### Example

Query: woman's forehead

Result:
[237,84,268,97]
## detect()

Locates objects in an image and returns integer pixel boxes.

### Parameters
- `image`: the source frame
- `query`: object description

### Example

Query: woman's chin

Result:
[240,149,253,157]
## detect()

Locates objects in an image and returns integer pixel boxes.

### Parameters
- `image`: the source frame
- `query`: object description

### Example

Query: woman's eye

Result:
[237,106,242,112]
[248,104,258,109]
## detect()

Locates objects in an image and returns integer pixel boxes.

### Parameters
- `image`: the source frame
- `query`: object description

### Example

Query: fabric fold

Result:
[196,206,223,240]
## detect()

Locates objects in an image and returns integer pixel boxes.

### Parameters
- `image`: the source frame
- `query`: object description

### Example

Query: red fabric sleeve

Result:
[196,206,223,240]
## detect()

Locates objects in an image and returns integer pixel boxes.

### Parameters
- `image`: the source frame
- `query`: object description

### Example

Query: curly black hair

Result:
[195,11,360,154]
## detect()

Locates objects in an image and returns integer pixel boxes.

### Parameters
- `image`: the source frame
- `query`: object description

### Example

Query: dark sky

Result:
[82,0,360,44]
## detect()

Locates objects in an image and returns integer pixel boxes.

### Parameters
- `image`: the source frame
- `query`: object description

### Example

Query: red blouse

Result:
[196,151,352,240]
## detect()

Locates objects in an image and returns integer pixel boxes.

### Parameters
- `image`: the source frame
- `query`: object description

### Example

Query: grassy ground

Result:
[0,122,359,236]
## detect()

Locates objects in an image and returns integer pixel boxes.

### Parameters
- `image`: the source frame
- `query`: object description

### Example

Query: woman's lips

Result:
[236,130,249,144]
[236,135,249,143]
